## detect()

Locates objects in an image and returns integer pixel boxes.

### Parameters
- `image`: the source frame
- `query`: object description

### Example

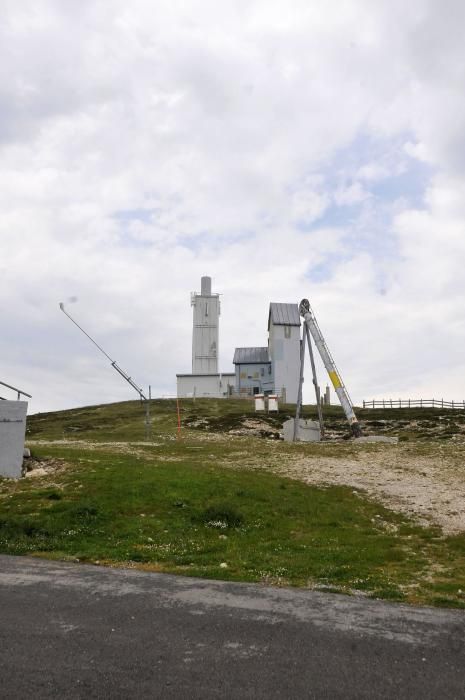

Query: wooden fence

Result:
[362,399,465,410]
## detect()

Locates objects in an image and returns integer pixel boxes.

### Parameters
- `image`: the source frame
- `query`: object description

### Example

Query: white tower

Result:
[191,276,220,374]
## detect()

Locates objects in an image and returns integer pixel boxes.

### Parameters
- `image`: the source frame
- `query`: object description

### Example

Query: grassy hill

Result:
[0,398,463,608]
[26,397,465,442]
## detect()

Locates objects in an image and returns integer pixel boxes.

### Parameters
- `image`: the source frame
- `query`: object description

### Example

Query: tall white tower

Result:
[191,276,220,374]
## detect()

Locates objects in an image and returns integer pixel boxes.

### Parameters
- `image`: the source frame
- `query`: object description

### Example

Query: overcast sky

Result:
[1,0,465,414]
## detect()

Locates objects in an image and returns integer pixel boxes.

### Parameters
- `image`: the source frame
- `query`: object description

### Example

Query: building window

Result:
[284,325,291,338]
[260,367,264,377]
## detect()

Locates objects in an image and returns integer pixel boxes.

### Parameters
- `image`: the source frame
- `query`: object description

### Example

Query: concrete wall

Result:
[0,401,28,478]
[177,374,235,398]
[269,323,301,403]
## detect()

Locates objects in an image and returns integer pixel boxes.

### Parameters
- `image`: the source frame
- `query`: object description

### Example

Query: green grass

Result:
[0,398,462,607]
[0,446,426,590]
[1,433,464,607]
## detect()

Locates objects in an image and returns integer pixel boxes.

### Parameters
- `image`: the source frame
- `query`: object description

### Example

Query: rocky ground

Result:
[274,442,465,535]
[184,407,465,442]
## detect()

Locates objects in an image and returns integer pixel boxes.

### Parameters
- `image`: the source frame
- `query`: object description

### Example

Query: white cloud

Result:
[334,182,371,206]
[356,163,390,182]
[1,0,465,413]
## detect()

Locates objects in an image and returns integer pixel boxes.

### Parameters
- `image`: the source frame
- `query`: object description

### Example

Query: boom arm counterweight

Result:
[299,299,361,437]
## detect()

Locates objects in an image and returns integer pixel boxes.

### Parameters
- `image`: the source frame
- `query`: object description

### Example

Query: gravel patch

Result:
[271,443,465,534]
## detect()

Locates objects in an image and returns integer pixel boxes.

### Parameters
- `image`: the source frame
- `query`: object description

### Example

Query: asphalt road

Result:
[0,555,464,699]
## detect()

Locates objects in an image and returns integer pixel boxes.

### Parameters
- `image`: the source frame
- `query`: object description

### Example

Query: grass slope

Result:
[0,399,463,607]
[26,397,465,442]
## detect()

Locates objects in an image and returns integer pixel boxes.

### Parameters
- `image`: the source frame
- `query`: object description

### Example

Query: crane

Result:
[299,299,362,437]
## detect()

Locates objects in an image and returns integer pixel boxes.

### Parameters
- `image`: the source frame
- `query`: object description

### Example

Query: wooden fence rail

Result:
[362,399,465,410]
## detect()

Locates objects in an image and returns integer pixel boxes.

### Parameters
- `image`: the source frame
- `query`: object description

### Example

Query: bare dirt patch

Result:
[268,443,465,535]
[24,457,69,479]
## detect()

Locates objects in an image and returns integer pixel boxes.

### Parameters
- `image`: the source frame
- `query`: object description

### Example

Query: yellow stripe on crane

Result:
[329,371,342,390]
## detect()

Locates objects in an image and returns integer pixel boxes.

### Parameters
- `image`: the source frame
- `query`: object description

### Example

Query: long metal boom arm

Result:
[110,362,147,401]
[59,303,114,362]
[299,299,361,437]
[59,303,147,401]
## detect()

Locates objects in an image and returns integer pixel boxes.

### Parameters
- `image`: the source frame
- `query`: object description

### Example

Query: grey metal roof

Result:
[268,303,301,327]
[233,347,270,365]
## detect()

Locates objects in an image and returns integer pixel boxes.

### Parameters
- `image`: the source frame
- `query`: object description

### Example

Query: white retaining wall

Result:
[177,374,235,398]
[0,401,28,478]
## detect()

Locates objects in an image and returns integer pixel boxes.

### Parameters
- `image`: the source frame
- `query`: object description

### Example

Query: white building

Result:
[177,276,235,398]
[267,303,301,403]
[177,279,301,403]
[232,303,301,403]
[176,372,235,398]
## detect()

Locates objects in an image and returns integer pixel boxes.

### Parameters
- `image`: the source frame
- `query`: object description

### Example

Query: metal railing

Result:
[363,399,465,410]
[0,380,32,401]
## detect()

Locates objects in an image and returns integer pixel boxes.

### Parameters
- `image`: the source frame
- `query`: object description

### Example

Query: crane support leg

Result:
[299,299,362,438]
[305,325,325,439]
[294,327,306,441]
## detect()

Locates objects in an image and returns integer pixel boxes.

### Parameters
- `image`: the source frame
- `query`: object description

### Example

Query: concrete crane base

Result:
[283,418,321,442]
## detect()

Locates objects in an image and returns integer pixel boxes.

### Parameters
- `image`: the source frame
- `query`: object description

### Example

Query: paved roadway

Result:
[0,555,464,699]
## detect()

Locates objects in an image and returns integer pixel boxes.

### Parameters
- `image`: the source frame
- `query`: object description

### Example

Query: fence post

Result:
[408,399,410,408]
[176,398,182,439]
[363,400,365,408]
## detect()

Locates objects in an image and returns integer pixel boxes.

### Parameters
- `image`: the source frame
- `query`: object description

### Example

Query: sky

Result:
[1,0,465,414]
